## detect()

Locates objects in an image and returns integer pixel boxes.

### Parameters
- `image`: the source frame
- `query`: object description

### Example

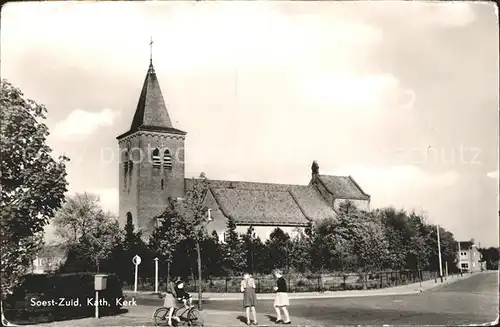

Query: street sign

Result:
[133,255,141,292]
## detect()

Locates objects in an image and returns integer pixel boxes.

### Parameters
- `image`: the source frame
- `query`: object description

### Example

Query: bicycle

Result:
[153,305,203,326]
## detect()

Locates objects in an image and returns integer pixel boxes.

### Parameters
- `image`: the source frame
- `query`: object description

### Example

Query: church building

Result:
[117,59,371,241]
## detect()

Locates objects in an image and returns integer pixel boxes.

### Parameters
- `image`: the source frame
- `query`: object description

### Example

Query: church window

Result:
[124,152,129,188]
[161,178,164,190]
[152,148,161,168]
[126,212,133,226]
[163,149,172,170]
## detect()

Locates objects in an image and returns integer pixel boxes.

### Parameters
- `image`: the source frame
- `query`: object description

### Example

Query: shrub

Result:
[3,273,123,324]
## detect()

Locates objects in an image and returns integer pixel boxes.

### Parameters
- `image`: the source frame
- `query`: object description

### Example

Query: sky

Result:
[1,1,499,247]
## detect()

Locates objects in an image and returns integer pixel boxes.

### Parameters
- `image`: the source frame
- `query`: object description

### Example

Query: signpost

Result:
[133,255,142,293]
[154,257,159,294]
[94,274,108,319]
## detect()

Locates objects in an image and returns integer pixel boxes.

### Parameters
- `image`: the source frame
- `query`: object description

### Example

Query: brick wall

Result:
[118,134,140,228]
[205,190,227,236]
[118,131,186,239]
[235,225,303,241]
[334,198,370,212]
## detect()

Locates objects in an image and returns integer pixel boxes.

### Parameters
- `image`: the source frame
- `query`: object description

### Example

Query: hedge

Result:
[3,272,124,324]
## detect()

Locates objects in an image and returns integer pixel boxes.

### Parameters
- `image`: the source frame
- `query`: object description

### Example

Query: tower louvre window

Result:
[152,148,161,168]
[124,152,128,177]
[163,149,172,170]
[124,151,129,190]
[126,212,133,226]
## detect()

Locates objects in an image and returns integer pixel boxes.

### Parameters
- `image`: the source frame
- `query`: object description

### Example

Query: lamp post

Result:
[469,244,473,275]
[437,225,443,283]
[154,257,159,294]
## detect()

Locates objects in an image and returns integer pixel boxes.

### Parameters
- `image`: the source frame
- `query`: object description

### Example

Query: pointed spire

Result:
[116,39,186,140]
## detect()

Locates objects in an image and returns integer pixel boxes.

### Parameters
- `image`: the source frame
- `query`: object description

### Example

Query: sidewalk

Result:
[24,305,320,327]
[124,273,477,301]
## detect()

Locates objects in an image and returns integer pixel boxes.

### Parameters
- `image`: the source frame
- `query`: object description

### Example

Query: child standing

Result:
[273,270,291,324]
[241,272,258,325]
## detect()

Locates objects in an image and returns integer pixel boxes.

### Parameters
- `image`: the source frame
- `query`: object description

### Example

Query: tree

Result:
[171,174,212,310]
[289,229,312,273]
[265,228,292,272]
[201,231,224,277]
[241,226,259,273]
[1,80,68,298]
[352,215,389,272]
[53,193,103,245]
[375,208,405,269]
[312,202,390,272]
[479,247,500,270]
[53,193,122,272]
[149,205,185,286]
[222,216,245,274]
[77,212,121,272]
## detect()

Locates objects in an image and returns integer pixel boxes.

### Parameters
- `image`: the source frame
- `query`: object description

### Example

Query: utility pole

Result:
[458,241,462,276]
[437,225,443,283]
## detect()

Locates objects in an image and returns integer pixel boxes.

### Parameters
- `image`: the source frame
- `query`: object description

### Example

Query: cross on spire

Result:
[149,36,154,64]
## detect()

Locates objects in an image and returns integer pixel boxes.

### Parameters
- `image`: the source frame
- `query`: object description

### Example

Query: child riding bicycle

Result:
[174,279,193,308]
[158,278,193,326]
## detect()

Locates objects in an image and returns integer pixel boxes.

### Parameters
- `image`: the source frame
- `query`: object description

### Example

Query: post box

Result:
[94,274,108,291]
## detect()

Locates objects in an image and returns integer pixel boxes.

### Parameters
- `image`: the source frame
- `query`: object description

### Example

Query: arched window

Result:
[123,151,129,167]
[152,148,161,168]
[124,151,129,188]
[161,178,164,190]
[163,149,172,170]
[126,212,133,226]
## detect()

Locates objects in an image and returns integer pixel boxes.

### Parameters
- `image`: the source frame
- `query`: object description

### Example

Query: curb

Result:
[201,290,421,301]
[124,289,423,301]
[124,274,479,302]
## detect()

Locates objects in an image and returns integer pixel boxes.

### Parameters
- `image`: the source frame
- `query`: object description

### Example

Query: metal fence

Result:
[124,270,439,293]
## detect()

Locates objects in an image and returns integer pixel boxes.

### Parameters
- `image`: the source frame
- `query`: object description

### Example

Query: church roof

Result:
[459,241,475,249]
[185,178,338,226]
[117,62,186,140]
[211,188,309,226]
[316,175,370,200]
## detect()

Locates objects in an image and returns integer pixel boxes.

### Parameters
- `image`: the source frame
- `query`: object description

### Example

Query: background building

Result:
[458,241,483,272]
[117,60,370,240]
[31,244,67,274]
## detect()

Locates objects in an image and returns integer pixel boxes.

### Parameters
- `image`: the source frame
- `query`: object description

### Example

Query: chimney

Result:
[311,160,319,179]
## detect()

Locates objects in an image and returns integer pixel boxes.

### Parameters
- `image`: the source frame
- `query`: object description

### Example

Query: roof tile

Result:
[317,175,369,200]
[186,178,338,225]
[117,63,185,139]
[210,188,309,226]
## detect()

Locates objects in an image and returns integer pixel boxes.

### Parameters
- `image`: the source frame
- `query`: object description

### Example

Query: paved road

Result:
[138,272,499,325]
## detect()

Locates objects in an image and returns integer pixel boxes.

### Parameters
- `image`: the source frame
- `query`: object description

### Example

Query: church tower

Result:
[117,53,186,239]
